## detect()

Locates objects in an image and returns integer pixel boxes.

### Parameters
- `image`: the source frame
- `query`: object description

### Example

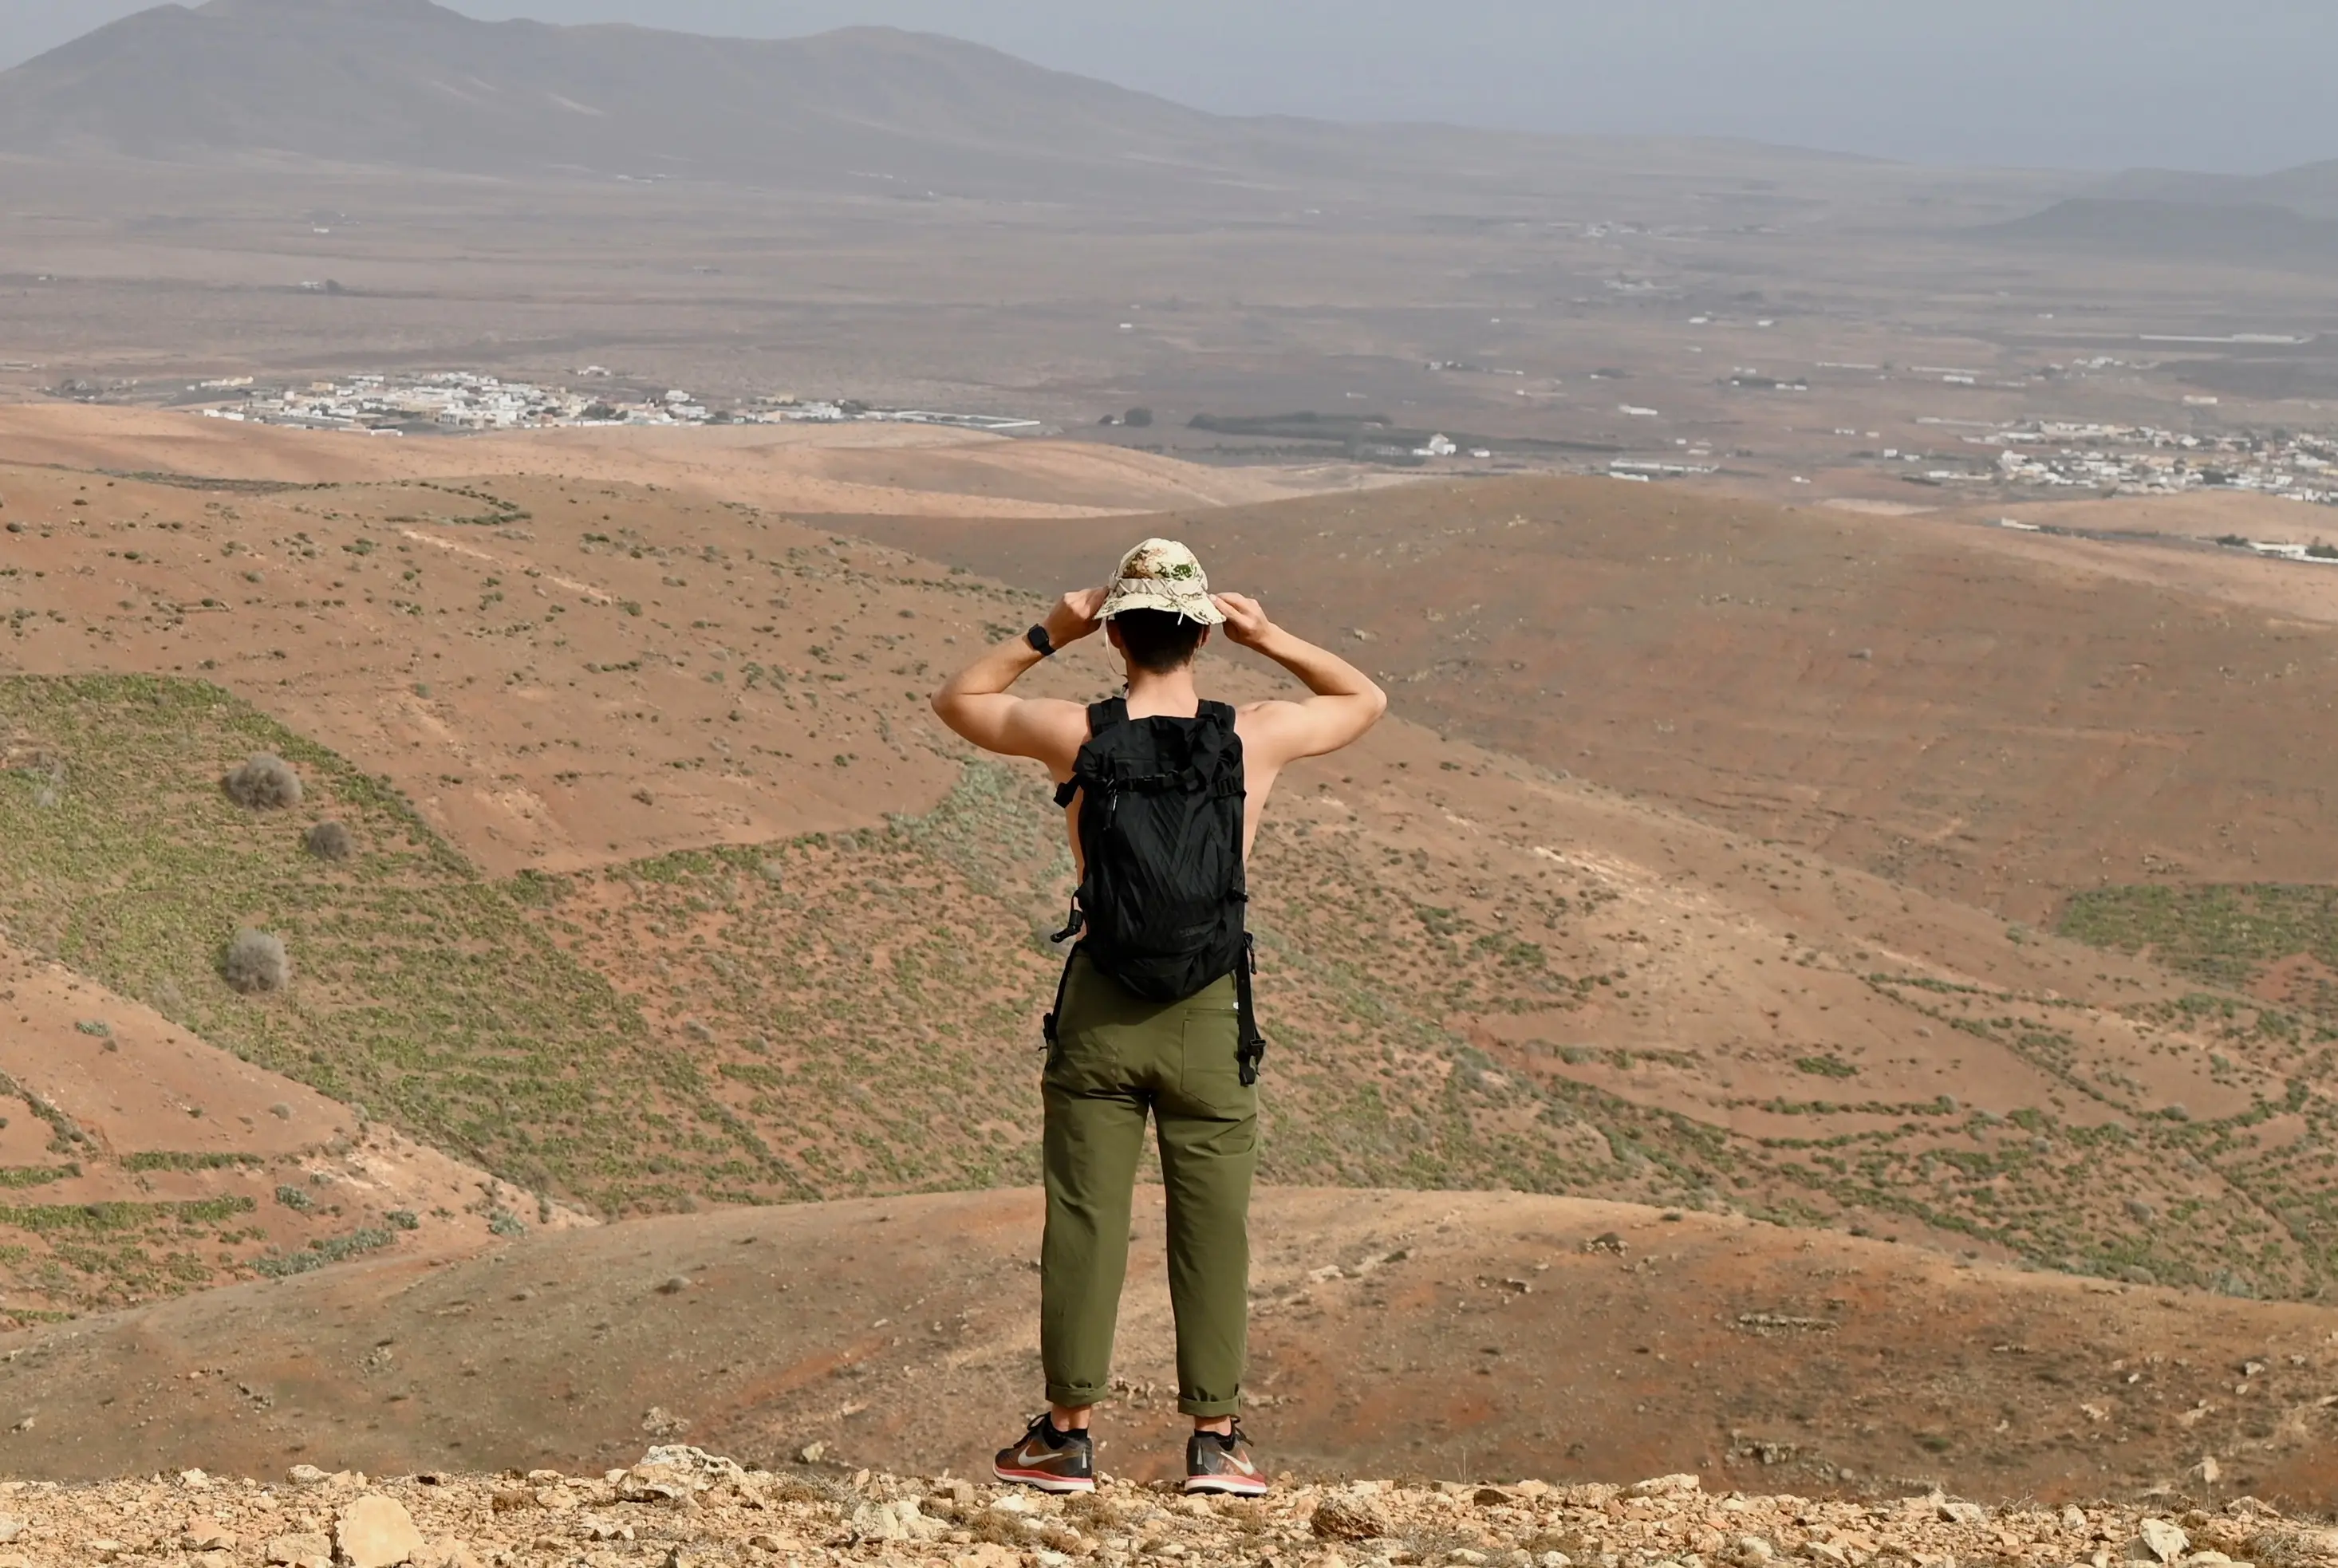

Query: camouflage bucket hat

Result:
[1098,538,1227,625]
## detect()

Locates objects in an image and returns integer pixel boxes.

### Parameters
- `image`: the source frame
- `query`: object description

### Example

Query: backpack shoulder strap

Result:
[1053,697,1130,807]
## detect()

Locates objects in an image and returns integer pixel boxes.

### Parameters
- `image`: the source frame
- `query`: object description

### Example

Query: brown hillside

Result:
[5,440,2337,1300]
[0,933,592,1322]
[3,1190,2334,1510]
[844,475,2338,924]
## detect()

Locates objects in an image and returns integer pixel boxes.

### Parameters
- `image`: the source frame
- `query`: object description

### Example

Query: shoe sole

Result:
[992,1462,1096,1494]
[1183,1475,1270,1497]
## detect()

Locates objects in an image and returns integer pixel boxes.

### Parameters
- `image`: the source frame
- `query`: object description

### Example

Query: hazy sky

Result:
[4,0,2334,174]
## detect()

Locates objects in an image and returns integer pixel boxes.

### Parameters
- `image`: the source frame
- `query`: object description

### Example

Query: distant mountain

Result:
[1977,195,2338,267]
[2099,158,2338,221]
[2257,158,2338,216]
[0,0,1228,195]
[0,0,1875,203]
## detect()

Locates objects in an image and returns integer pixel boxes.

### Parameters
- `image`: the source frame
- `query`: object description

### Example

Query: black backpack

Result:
[1045,697,1267,1085]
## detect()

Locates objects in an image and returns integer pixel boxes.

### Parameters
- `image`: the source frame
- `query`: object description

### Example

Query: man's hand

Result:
[1045,587,1109,650]
[1215,594,1389,775]
[1211,591,1275,651]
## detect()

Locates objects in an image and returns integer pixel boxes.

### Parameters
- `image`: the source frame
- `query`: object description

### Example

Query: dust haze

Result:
[0,0,2336,1539]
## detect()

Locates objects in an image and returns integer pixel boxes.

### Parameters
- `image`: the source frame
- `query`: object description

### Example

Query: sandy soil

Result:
[0,936,593,1320]
[1,1189,2333,1511]
[847,474,2338,923]
[0,404,1404,520]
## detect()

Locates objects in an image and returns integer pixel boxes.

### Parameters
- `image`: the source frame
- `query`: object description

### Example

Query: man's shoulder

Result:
[1227,696,1311,763]
[993,695,1093,774]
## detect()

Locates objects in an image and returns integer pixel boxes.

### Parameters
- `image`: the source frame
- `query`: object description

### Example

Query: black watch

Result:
[1025,624,1056,659]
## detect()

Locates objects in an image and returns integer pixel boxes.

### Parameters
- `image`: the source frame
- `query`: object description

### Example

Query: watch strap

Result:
[1026,624,1056,659]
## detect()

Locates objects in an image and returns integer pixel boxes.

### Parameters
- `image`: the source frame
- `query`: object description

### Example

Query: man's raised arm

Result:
[929,589,1107,768]
[1213,591,1389,767]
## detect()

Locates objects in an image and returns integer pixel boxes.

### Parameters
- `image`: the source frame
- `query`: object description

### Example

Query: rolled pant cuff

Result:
[1178,1396,1243,1418]
[1047,1383,1110,1410]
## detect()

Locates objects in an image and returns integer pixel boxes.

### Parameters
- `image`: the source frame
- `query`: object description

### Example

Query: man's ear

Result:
[1104,621,1126,653]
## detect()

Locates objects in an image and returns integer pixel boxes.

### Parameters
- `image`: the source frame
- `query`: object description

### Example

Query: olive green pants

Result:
[1041,951,1256,1419]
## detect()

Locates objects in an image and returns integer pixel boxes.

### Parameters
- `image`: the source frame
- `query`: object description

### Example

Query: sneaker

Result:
[1184,1420,1269,1496]
[992,1413,1096,1494]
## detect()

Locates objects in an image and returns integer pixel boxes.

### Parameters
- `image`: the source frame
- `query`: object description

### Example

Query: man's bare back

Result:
[932,585,1387,868]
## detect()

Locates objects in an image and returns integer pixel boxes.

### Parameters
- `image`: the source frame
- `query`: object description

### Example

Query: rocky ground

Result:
[0,1448,2332,1568]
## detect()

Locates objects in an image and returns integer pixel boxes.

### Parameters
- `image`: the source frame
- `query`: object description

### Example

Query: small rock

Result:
[337,1494,426,1568]
[1538,1555,1573,1568]
[265,1532,332,1568]
[953,1546,1022,1568]
[1736,1536,1775,1563]
[2134,1519,2190,1565]
[1939,1500,1989,1527]
[87,1543,129,1564]
[617,1463,696,1505]
[1312,1494,1393,1542]
[747,1535,785,1554]
[2064,1508,2090,1534]
[854,1499,948,1543]
[0,1520,18,1545]
[191,1554,232,1568]
[1629,1475,1701,1498]
[1808,1545,1849,1566]
[415,1541,483,1568]
[183,1519,237,1550]
[286,1464,331,1487]
[179,1468,212,1491]
[1449,1553,1489,1566]
[799,1441,828,1464]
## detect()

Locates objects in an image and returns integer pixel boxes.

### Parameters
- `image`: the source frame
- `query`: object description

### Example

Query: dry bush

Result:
[223,928,290,995]
[2248,1528,2336,1568]
[223,753,302,810]
[305,821,355,861]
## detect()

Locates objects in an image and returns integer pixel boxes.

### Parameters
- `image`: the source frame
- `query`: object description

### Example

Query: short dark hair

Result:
[1110,609,1208,673]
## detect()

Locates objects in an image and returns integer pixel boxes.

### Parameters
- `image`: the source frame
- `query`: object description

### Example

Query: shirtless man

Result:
[932,538,1386,1495]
